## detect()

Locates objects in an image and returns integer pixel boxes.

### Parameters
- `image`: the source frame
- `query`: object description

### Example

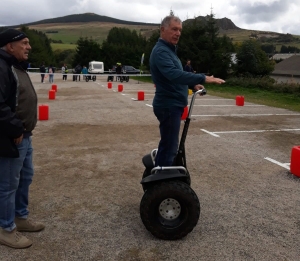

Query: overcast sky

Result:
[1,0,300,35]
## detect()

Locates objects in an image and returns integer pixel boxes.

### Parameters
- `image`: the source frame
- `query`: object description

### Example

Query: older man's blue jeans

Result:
[153,106,184,167]
[0,137,34,231]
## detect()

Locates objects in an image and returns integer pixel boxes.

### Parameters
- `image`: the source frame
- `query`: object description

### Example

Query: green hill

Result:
[2,12,299,51]
[11,12,159,27]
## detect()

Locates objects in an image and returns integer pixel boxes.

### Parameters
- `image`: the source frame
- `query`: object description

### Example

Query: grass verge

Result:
[131,76,153,83]
[207,84,300,112]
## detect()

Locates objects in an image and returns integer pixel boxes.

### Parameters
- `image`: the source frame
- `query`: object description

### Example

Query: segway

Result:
[140,88,206,240]
[85,75,96,82]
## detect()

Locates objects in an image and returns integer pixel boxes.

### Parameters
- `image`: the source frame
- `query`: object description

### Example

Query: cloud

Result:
[230,0,290,24]
[0,0,299,35]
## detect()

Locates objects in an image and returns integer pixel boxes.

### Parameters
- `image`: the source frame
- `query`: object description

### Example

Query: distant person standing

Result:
[39,61,46,83]
[184,60,196,90]
[62,64,68,81]
[73,64,82,81]
[115,63,122,81]
[48,64,55,83]
[81,65,88,80]
[184,59,196,73]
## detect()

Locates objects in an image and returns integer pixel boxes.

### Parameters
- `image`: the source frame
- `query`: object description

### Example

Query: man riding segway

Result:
[139,15,225,240]
[115,62,124,82]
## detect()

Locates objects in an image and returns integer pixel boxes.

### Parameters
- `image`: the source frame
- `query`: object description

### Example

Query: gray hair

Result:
[160,15,182,28]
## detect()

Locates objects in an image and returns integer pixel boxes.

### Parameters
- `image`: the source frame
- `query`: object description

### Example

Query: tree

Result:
[143,29,160,69]
[178,12,234,78]
[0,26,9,33]
[234,40,275,77]
[19,26,55,67]
[280,45,300,53]
[178,19,209,73]
[100,27,147,70]
[261,44,276,54]
[53,49,75,68]
[72,37,102,68]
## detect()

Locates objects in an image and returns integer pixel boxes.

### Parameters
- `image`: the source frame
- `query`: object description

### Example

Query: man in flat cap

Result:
[0,29,45,249]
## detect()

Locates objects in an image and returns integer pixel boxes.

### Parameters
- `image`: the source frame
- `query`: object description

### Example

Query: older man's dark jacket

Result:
[0,49,24,157]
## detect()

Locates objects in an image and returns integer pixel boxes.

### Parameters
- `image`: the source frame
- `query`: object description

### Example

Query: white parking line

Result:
[200,129,220,137]
[264,157,290,170]
[201,128,300,137]
[192,105,265,107]
[190,99,232,101]
[145,104,153,107]
[215,128,300,134]
[193,113,300,117]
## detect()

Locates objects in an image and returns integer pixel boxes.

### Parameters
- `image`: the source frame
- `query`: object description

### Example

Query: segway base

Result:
[141,169,187,184]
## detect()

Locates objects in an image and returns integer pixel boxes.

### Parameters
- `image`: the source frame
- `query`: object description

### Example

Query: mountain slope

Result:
[3,12,298,51]
[9,12,240,31]
[11,13,159,27]
[184,16,241,31]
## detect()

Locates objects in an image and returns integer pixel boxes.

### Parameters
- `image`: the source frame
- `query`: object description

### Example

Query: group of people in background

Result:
[38,63,88,83]
[39,62,56,83]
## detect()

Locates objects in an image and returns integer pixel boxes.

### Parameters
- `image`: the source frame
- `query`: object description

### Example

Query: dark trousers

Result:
[153,106,184,167]
[41,74,45,83]
[63,74,67,80]
[73,75,80,81]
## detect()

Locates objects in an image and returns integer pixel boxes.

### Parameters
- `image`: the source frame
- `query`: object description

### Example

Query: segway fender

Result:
[142,154,154,169]
[141,170,187,184]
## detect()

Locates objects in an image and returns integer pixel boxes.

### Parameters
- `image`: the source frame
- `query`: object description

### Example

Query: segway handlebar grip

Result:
[188,88,206,118]
[199,88,207,96]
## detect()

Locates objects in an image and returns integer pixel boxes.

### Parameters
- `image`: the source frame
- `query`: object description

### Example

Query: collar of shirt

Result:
[158,38,178,54]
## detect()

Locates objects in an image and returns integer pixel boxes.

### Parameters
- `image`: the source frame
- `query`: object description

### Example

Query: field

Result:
[51,43,77,50]
[1,73,299,260]
[221,29,300,50]
[29,22,157,46]
[29,22,300,52]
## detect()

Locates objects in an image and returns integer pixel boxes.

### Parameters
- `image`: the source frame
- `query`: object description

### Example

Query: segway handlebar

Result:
[151,166,187,174]
[187,88,206,118]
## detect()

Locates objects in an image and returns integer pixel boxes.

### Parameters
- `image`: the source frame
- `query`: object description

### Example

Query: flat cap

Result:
[0,29,28,47]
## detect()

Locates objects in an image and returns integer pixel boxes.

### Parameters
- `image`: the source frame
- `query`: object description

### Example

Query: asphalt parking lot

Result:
[1,73,299,261]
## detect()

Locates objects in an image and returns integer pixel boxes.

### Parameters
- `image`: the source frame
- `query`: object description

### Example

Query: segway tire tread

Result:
[140,180,200,240]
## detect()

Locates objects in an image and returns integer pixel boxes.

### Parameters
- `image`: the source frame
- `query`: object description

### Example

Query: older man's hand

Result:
[205,75,225,84]
[194,84,204,91]
[14,134,23,145]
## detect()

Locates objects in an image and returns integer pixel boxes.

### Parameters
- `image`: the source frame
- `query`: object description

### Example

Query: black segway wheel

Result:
[141,169,152,191]
[85,77,89,82]
[140,180,200,240]
[125,76,129,82]
[92,76,96,81]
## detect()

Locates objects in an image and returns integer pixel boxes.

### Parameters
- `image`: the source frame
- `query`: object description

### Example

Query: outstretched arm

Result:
[204,75,225,84]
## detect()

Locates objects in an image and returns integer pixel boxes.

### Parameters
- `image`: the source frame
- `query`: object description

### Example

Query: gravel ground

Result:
[1,73,299,261]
